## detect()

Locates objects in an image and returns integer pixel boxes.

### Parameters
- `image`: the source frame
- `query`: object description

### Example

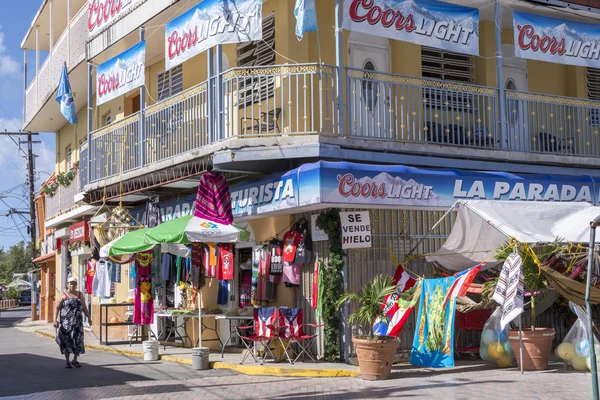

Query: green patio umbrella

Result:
[145,215,250,244]
[108,228,155,257]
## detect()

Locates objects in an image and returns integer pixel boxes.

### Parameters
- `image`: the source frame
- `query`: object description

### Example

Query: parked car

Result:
[18,290,31,306]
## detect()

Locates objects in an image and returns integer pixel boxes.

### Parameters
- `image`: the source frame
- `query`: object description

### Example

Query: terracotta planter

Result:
[352,336,399,380]
[508,328,555,371]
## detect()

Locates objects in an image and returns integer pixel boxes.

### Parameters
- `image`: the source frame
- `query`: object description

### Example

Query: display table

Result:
[215,315,254,358]
[156,312,224,350]
[99,302,139,345]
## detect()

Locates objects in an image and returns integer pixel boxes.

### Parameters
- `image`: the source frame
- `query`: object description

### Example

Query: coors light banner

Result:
[343,0,479,56]
[514,11,600,68]
[96,41,146,106]
[88,0,143,36]
[165,0,262,71]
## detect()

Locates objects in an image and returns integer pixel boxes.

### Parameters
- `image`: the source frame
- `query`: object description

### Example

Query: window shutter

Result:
[236,13,276,108]
[588,68,600,126]
[157,65,183,101]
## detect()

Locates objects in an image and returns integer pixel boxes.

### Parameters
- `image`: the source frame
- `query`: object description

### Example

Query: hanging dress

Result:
[134,251,154,325]
[55,292,85,355]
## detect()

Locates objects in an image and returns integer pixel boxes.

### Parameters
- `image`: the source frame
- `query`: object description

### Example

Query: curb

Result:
[33,330,359,378]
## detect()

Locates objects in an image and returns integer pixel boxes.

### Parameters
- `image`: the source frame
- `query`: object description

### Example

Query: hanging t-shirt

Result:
[175,257,182,286]
[283,262,301,286]
[191,243,205,289]
[203,243,218,278]
[161,253,173,281]
[294,219,313,264]
[109,261,121,283]
[86,260,96,295]
[282,230,301,263]
[217,280,229,305]
[218,243,234,280]
[268,239,284,275]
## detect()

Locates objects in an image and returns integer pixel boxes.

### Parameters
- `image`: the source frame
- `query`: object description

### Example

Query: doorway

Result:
[502,45,529,151]
[348,32,392,139]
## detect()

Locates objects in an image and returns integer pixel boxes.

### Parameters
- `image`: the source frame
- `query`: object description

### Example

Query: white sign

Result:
[340,211,372,249]
[343,0,479,56]
[96,41,146,106]
[165,0,263,71]
[311,214,329,242]
[88,0,143,36]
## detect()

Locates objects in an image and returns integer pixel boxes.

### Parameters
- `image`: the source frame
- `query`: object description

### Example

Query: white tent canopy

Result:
[427,200,600,271]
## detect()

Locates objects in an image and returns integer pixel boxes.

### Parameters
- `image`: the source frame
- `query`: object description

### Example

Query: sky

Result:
[0,3,56,250]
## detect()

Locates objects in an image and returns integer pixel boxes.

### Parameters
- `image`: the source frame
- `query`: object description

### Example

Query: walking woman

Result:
[54,276,92,368]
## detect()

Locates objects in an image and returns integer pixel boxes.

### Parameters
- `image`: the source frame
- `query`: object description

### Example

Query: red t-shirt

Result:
[86,260,96,294]
[218,243,234,280]
[282,230,301,263]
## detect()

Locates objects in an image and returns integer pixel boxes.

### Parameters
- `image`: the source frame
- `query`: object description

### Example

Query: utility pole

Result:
[0,131,40,321]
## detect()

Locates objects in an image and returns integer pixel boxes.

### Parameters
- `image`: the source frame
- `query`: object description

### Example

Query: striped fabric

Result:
[492,253,524,331]
[193,172,234,225]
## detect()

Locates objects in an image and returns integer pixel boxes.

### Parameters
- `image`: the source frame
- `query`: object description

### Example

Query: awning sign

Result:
[96,41,145,106]
[343,0,479,56]
[340,211,372,249]
[165,0,262,70]
[514,11,600,68]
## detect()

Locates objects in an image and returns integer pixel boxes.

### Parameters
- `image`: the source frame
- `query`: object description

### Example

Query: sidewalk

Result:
[15,318,359,378]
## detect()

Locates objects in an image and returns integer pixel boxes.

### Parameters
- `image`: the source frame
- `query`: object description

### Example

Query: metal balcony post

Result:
[495,0,507,150]
[67,0,71,67]
[139,27,146,169]
[216,45,223,141]
[87,62,92,185]
[23,51,27,126]
[335,0,343,136]
[207,48,214,144]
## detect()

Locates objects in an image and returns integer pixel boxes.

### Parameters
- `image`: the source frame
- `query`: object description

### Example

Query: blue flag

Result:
[294,0,318,41]
[56,63,77,125]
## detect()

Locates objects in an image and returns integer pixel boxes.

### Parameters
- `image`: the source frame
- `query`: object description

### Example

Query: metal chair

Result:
[277,308,321,364]
[235,307,278,364]
[242,108,282,135]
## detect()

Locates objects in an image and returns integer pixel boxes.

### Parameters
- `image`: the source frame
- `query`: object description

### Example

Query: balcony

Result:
[24,5,87,130]
[82,63,600,185]
[46,174,82,221]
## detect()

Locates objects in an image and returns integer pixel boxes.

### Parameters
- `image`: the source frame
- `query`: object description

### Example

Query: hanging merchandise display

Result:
[194,172,234,225]
[203,243,218,278]
[152,246,162,292]
[492,252,524,331]
[251,246,269,306]
[86,260,96,295]
[217,280,229,305]
[218,243,234,281]
[134,251,154,325]
[266,275,279,302]
[294,218,312,264]
[144,196,162,229]
[410,277,457,368]
[239,270,252,309]
[109,261,121,284]
[161,253,173,281]
[268,239,284,275]
[480,308,514,368]
[191,243,205,289]
[283,262,301,287]
[92,258,111,298]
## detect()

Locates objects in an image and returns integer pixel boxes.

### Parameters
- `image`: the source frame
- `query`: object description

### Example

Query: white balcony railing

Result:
[24,6,88,126]
[45,174,82,220]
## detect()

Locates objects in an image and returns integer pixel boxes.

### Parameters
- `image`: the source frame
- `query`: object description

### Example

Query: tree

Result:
[0,241,35,285]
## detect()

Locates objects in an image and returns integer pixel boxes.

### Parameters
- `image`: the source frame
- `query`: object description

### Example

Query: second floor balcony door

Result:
[503,45,529,152]
[349,33,391,140]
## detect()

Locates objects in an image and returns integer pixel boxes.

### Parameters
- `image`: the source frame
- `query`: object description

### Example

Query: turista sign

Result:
[165,0,262,70]
[88,0,141,35]
[514,11,600,68]
[96,41,145,106]
[343,0,479,56]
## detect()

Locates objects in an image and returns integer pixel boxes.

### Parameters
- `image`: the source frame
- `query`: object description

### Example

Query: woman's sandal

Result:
[72,361,81,368]
[65,362,72,368]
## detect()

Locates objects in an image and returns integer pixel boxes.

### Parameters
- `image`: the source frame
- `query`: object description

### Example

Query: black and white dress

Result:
[55,292,85,355]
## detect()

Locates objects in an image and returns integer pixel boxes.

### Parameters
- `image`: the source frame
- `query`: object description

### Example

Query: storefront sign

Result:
[514,11,600,68]
[343,0,479,56]
[340,211,372,249]
[311,214,329,242]
[69,221,90,244]
[96,41,145,105]
[165,0,262,70]
[88,0,143,36]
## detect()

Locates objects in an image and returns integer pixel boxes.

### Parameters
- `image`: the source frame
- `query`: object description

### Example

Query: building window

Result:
[66,146,72,168]
[421,46,474,111]
[588,68,600,126]
[157,65,183,101]
[362,60,378,111]
[103,111,112,127]
[236,13,276,108]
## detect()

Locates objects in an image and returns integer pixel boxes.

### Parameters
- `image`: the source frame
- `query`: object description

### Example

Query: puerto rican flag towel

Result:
[373,264,417,337]
[443,264,483,307]
[492,252,524,331]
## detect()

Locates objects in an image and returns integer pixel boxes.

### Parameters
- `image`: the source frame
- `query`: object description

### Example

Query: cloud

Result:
[0,27,18,77]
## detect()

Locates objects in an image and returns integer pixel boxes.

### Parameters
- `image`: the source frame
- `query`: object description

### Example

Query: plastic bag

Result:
[479,307,514,368]
[556,317,600,372]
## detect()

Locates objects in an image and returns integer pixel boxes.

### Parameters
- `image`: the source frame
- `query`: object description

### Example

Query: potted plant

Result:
[337,275,398,380]
[490,242,559,371]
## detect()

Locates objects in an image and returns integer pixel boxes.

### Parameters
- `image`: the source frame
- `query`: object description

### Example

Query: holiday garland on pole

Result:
[316,208,345,362]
